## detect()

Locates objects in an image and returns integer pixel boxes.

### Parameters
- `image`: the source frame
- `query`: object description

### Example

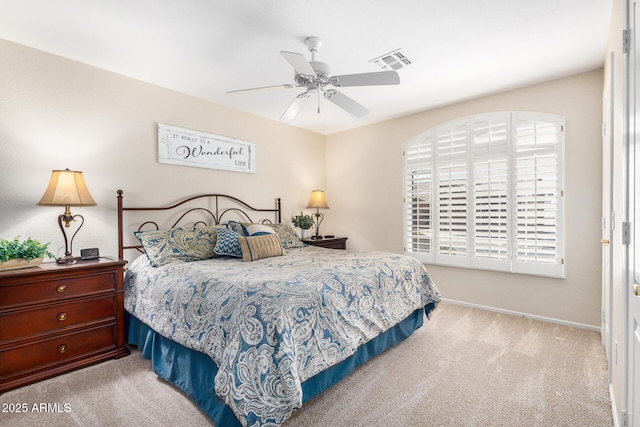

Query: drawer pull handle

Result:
[58,344,67,354]
[57,312,67,321]
[56,284,67,293]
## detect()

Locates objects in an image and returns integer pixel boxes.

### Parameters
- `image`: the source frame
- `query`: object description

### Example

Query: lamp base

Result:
[56,256,81,265]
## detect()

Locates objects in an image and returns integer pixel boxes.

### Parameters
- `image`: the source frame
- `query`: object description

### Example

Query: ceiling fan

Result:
[227,36,400,122]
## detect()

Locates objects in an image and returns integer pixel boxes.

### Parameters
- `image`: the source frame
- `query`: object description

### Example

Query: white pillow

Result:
[245,224,275,236]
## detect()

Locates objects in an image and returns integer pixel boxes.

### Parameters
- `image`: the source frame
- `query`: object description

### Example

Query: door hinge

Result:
[622,221,631,245]
[623,29,630,54]
[621,409,628,426]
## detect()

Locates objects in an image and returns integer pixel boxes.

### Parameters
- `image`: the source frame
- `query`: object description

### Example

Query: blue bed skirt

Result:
[125,302,436,426]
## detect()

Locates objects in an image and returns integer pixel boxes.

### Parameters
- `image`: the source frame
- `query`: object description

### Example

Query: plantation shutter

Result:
[512,112,564,277]
[471,113,510,271]
[403,133,434,262]
[403,111,563,278]
[435,120,469,267]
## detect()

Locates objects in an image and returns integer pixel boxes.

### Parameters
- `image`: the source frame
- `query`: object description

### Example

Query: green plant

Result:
[291,212,314,230]
[0,237,54,262]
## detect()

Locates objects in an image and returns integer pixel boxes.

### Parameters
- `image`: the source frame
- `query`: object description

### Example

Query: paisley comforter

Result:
[124,246,440,426]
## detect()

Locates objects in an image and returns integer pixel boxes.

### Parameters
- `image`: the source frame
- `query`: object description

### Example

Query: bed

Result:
[117,190,440,426]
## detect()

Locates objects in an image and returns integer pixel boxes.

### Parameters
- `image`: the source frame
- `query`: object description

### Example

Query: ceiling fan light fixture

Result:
[280,92,310,122]
[230,36,401,122]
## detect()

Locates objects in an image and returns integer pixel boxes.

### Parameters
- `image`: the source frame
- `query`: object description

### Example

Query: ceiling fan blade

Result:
[280,51,316,77]
[331,70,400,87]
[280,92,310,122]
[323,89,369,118]
[226,83,297,95]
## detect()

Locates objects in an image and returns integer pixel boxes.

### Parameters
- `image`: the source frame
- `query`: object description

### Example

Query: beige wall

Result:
[326,70,604,327]
[0,39,325,260]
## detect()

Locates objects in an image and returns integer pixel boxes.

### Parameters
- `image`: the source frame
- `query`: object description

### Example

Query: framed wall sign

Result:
[158,123,256,173]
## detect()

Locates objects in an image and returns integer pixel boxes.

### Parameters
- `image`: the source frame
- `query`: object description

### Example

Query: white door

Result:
[631,77,640,427]
[603,53,614,366]
[630,1,640,424]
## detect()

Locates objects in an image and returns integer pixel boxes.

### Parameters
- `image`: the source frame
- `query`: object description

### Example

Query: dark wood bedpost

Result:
[276,198,281,223]
[117,190,124,260]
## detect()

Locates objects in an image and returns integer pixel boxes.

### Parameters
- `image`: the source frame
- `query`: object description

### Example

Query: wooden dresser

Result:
[0,257,130,394]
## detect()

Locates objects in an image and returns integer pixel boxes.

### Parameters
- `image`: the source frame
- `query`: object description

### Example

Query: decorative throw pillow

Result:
[214,228,243,257]
[244,223,275,236]
[270,223,307,248]
[237,233,285,262]
[134,227,216,267]
[203,225,227,241]
[225,220,247,234]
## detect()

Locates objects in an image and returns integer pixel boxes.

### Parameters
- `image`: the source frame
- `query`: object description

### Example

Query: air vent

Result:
[370,49,412,71]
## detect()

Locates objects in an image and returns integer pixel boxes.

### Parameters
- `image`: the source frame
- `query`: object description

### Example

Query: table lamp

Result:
[37,169,96,264]
[306,190,329,239]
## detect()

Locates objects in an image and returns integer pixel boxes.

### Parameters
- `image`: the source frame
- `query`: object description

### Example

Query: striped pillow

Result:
[237,233,285,262]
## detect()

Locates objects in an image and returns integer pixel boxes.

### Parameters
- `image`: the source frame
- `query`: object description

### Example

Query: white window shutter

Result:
[403,132,434,262]
[435,119,469,267]
[471,113,511,271]
[512,113,564,277]
[403,111,564,278]
[437,164,469,266]
[473,159,510,268]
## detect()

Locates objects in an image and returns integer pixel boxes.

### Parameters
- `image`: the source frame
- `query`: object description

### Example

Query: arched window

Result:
[403,112,564,277]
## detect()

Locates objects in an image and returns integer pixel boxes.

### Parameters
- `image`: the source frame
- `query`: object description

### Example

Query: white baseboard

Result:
[441,298,600,332]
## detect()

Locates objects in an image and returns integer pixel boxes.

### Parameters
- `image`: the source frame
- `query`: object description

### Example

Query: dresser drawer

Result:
[0,324,117,377]
[0,295,116,341]
[0,271,117,308]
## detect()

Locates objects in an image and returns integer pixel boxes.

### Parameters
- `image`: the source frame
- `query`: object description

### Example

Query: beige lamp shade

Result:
[37,169,97,207]
[306,190,329,209]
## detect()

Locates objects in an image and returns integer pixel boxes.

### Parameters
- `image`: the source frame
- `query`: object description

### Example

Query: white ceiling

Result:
[0,0,612,135]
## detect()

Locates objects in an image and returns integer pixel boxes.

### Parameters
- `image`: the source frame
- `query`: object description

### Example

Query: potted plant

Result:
[0,237,54,271]
[291,212,314,239]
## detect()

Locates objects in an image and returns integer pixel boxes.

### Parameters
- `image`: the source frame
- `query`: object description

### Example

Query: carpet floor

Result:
[0,302,613,427]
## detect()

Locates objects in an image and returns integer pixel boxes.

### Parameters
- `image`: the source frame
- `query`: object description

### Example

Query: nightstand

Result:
[302,236,348,250]
[0,257,130,393]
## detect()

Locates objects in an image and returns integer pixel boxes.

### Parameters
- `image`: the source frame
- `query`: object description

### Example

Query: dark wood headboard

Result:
[116,190,282,259]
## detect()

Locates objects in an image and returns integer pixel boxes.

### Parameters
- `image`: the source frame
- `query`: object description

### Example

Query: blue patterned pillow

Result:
[270,223,307,248]
[135,227,216,267]
[214,228,242,257]
[225,220,247,234]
